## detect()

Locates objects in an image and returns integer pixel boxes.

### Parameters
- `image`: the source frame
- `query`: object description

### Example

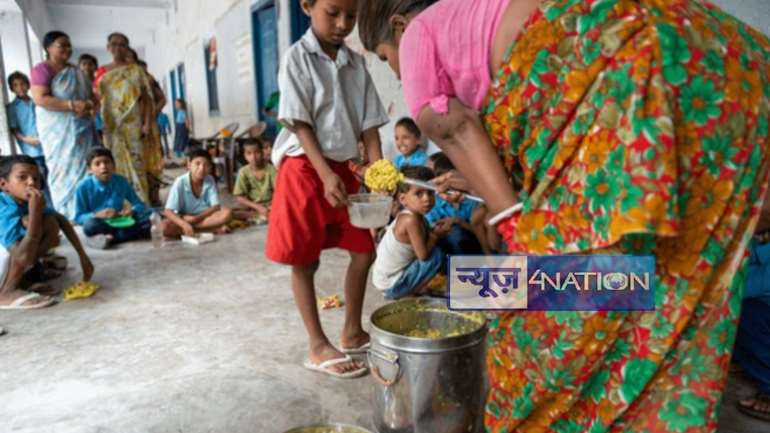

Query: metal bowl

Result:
[283,423,374,433]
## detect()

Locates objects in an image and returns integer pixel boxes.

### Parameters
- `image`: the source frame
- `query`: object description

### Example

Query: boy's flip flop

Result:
[340,342,371,355]
[303,355,368,379]
[738,393,770,421]
[0,293,56,310]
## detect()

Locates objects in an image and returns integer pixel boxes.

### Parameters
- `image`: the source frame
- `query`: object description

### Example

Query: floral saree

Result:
[98,64,157,202]
[483,1,770,432]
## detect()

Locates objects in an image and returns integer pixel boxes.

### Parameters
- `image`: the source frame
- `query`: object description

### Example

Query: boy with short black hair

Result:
[6,71,51,205]
[0,155,93,310]
[234,138,276,221]
[162,148,233,238]
[75,148,151,249]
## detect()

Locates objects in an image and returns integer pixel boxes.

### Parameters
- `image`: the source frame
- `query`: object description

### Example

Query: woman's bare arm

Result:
[416,98,517,215]
[30,84,71,112]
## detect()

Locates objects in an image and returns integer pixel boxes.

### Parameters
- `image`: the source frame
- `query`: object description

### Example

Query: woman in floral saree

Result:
[95,33,156,203]
[360,0,770,431]
[30,31,96,220]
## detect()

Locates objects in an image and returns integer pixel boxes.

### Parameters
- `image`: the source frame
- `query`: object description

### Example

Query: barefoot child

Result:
[265,0,389,378]
[75,148,151,249]
[162,149,233,238]
[393,117,427,169]
[372,166,451,299]
[233,138,276,221]
[0,155,94,310]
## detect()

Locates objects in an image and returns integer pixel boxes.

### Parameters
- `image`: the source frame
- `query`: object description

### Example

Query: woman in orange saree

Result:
[359,0,770,431]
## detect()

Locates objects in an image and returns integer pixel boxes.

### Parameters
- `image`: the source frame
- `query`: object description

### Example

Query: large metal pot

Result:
[368,298,487,433]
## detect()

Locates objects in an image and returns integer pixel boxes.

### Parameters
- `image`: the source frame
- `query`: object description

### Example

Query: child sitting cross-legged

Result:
[233,138,276,221]
[372,166,452,299]
[0,155,93,310]
[162,148,233,238]
[75,148,151,249]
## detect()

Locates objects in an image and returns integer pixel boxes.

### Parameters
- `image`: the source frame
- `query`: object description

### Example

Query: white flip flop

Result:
[340,342,371,355]
[0,292,56,310]
[303,355,368,379]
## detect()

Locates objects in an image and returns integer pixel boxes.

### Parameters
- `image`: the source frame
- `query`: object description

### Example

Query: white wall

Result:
[712,0,770,36]
[0,11,32,92]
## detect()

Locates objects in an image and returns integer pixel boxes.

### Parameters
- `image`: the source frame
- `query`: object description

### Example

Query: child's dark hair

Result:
[395,117,421,138]
[176,99,187,110]
[429,152,454,176]
[358,0,438,51]
[78,53,98,67]
[397,165,434,194]
[242,138,263,151]
[0,155,38,179]
[187,148,213,165]
[7,71,29,89]
[86,147,115,165]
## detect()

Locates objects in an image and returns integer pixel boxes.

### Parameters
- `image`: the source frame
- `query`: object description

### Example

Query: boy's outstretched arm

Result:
[235,196,267,213]
[55,213,94,281]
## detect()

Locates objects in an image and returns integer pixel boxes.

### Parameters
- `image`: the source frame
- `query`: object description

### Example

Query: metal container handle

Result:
[367,346,400,387]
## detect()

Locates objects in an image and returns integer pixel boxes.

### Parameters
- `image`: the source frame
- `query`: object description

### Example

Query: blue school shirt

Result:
[157,112,171,135]
[0,192,55,249]
[74,174,148,226]
[425,196,478,226]
[175,109,187,125]
[394,150,428,169]
[165,173,220,216]
[746,241,770,306]
[6,98,43,158]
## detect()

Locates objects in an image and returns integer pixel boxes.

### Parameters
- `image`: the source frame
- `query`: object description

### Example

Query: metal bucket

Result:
[368,298,487,433]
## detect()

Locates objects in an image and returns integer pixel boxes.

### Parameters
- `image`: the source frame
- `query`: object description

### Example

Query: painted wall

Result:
[711,0,770,36]
[0,11,32,93]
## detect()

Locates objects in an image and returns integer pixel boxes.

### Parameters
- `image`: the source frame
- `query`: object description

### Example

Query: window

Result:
[204,38,220,114]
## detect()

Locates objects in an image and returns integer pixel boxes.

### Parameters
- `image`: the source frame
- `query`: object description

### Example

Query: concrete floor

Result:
[0,209,766,432]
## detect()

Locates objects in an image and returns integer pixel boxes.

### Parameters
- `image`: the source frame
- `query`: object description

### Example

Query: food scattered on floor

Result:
[63,281,100,301]
[317,294,345,310]
[364,159,404,193]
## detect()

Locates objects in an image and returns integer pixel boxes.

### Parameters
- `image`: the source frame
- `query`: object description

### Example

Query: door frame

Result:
[251,0,278,123]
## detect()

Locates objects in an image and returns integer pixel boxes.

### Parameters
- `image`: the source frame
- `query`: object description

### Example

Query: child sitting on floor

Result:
[162,148,233,238]
[372,166,452,299]
[75,148,151,249]
[393,117,427,169]
[0,155,93,310]
[233,138,276,221]
[425,152,484,254]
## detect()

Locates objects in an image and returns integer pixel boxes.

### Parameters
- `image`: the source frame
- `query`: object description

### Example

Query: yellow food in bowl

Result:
[364,160,404,193]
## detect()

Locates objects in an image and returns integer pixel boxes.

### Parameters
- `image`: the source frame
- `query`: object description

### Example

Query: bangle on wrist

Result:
[487,203,524,227]
[67,100,74,111]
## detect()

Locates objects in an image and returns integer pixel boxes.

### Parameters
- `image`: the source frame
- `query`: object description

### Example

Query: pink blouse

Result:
[30,62,56,87]
[399,0,511,118]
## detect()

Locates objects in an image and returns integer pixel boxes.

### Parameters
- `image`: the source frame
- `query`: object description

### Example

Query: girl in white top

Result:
[373,166,451,299]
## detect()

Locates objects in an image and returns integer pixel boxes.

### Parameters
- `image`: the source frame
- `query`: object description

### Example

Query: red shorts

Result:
[265,155,375,266]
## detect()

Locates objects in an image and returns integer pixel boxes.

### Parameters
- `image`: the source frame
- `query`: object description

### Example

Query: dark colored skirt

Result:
[173,122,189,154]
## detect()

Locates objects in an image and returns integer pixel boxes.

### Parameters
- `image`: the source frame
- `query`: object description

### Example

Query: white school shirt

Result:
[271,29,390,167]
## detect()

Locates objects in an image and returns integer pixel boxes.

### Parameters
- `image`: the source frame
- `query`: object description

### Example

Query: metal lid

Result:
[283,423,374,433]
[370,298,487,353]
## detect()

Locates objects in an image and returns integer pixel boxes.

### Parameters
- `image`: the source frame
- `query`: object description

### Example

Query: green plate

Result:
[105,215,136,228]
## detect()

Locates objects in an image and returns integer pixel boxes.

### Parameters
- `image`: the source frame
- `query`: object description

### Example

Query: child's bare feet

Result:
[216,225,231,235]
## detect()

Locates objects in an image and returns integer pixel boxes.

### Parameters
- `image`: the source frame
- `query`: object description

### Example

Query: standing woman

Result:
[94,33,155,203]
[30,31,96,220]
[360,0,770,432]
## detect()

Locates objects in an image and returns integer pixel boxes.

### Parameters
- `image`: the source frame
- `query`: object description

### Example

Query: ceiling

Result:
[45,0,168,51]
[0,0,19,12]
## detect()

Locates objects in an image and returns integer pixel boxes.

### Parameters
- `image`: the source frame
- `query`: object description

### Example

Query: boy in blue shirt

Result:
[424,153,482,255]
[6,72,51,205]
[0,155,93,310]
[393,117,427,169]
[162,149,233,238]
[75,148,151,249]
